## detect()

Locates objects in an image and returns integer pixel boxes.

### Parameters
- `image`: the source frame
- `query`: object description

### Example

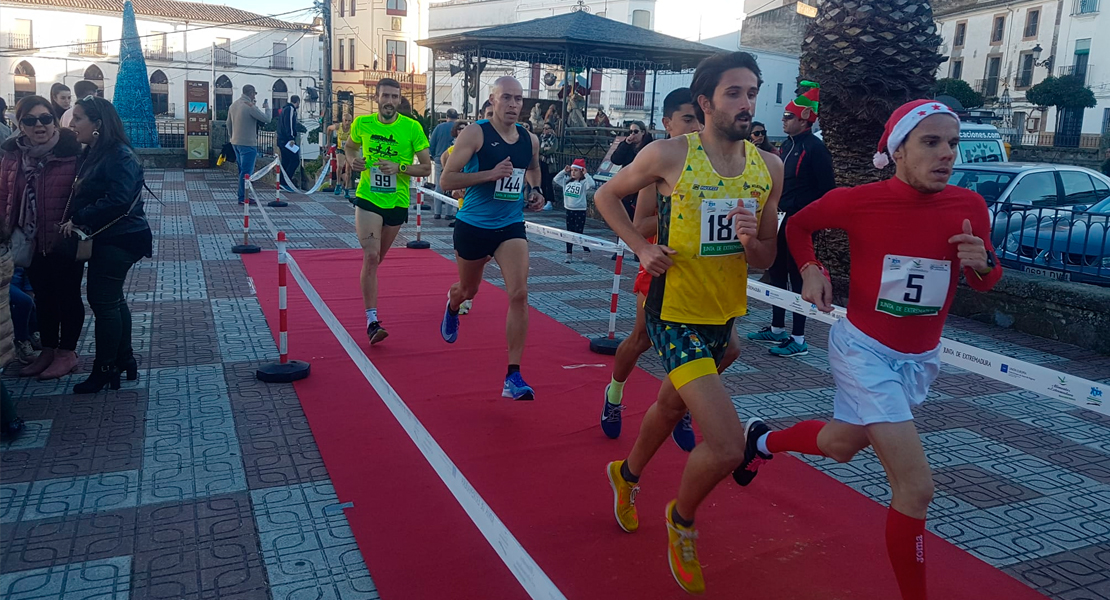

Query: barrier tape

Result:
[745,279,1108,416]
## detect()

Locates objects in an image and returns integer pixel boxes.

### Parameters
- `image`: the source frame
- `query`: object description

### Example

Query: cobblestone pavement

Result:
[2,169,1109,600]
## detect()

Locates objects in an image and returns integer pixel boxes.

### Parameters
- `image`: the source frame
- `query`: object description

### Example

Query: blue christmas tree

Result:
[114,0,159,148]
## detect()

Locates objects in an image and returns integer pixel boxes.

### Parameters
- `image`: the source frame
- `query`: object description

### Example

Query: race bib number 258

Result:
[700,198,758,256]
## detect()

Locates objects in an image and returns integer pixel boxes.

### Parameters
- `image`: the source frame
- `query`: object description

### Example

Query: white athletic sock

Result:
[771,326,786,334]
[366,308,377,325]
[757,432,771,456]
[792,335,805,345]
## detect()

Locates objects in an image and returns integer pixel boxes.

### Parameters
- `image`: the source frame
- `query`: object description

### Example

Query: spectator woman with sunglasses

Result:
[0,96,84,380]
[749,121,778,154]
[59,96,152,394]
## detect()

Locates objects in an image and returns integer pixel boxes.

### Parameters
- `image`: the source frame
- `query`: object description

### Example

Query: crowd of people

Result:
[0,92,153,437]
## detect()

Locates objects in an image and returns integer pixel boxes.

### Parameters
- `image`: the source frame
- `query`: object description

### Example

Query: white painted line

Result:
[282,253,568,600]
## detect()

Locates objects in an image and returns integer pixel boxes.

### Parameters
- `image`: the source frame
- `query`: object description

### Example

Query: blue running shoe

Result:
[769,338,809,357]
[671,412,696,452]
[601,386,625,439]
[440,301,459,343]
[502,372,535,401]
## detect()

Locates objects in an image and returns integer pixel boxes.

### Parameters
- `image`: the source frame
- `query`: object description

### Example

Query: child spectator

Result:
[554,158,595,262]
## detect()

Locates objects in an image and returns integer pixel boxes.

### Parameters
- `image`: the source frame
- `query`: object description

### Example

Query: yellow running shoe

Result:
[665,499,704,595]
[606,460,639,533]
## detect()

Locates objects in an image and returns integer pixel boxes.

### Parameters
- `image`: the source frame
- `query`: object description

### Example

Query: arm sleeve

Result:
[225,111,234,140]
[250,104,270,125]
[412,121,430,154]
[348,118,362,145]
[809,144,837,199]
[965,197,1004,291]
[584,173,596,191]
[72,151,143,230]
[553,170,569,188]
[785,188,852,267]
[611,142,637,166]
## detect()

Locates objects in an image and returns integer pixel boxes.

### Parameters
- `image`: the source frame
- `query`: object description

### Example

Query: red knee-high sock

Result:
[886,508,927,600]
[765,420,826,456]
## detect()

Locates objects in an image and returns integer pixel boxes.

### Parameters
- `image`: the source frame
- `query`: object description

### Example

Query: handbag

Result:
[59,175,142,263]
[10,226,34,268]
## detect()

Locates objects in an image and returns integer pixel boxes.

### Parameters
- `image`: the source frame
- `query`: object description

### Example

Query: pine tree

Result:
[114,0,160,148]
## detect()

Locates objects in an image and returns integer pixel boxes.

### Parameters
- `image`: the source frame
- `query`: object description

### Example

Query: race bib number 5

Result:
[875,255,951,317]
[370,167,396,194]
[700,198,758,256]
[494,168,526,201]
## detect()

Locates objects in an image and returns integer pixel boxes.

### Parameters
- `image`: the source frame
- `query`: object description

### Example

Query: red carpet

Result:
[243,248,1046,600]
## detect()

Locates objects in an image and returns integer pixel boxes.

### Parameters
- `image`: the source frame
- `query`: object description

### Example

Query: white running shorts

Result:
[827,318,941,425]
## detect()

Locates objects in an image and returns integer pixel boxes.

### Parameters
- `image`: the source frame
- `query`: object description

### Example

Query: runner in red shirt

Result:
[600,87,743,449]
[732,99,1002,600]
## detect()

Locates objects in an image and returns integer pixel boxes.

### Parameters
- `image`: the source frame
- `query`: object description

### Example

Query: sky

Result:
[202,0,746,39]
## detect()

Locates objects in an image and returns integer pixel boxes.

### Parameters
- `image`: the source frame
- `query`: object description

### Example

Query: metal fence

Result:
[122,120,185,148]
[989,203,1110,286]
[1007,132,1104,148]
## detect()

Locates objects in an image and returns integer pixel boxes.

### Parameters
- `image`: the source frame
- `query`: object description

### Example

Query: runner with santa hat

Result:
[731,99,1002,600]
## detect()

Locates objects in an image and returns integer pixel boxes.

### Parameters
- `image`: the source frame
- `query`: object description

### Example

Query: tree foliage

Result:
[932,78,984,109]
[1025,75,1097,110]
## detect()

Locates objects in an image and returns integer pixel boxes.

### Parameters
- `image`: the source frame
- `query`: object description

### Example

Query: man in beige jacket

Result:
[227,85,270,204]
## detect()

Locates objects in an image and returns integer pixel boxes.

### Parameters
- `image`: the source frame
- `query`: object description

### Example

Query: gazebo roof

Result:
[418,11,721,71]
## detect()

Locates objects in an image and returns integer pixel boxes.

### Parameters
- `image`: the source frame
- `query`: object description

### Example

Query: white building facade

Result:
[1,0,322,125]
[934,0,1108,144]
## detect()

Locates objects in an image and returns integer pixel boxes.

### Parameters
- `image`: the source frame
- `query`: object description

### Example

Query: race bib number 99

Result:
[370,167,396,194]
[700,198,758,256]
[875,255,951,317]
[494,168,526,201]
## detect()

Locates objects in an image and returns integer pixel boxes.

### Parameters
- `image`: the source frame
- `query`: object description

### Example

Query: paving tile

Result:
[0,556,131,600]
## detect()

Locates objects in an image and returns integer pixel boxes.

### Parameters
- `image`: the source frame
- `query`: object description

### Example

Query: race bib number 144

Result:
[494,168,526,201]
[875,255,951,317]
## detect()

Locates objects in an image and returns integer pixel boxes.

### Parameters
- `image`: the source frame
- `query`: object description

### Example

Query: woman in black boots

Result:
[61,96,151,394]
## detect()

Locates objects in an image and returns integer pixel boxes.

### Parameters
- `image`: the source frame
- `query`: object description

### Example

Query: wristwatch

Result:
[399,164,407,173]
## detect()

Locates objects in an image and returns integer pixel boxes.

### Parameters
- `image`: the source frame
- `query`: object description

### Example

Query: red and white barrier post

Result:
[231,176,261,254]
[269,164,288,208]
[328,145,338,192]
[406,178,431,249]
[589,243,626,354]
[256,230,311,383]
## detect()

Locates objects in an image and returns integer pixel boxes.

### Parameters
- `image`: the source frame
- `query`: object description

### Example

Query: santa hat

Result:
[873,99,959,169]
[571,159,586,169]
[784,81,820,124]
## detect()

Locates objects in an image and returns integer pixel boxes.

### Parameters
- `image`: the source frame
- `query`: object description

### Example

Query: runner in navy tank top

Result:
[439,76,545,401]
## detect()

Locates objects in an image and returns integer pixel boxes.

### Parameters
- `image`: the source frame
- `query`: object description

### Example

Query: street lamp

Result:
[1031,44,1054,69]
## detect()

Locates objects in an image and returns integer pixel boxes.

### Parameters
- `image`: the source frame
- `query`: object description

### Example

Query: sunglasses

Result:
[782,114,796,121]
[751,130,766,136]
[629,129,643,134]
[20,114,55,127]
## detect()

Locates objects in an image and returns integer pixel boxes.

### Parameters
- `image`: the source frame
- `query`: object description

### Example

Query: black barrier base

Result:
[589,336,624,355]
[256,360,311,383]
[268,200,289,208]
[231,244,261,254]
[406,240,431,249]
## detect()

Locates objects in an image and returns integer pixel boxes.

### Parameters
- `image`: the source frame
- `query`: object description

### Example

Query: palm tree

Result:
[799,0,944,285]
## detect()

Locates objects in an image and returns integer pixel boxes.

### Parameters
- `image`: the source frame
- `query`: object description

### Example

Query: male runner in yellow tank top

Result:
[595,52,784,595]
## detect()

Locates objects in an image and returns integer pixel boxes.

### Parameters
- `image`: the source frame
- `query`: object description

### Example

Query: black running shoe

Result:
[367,321,389,345]
[732,418,772,487]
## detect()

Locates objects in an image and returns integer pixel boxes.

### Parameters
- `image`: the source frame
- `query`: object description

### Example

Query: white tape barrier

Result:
[746,279,1108,417]
[280,249,567,600]
[279,159,334,196]
[249,156,281,182]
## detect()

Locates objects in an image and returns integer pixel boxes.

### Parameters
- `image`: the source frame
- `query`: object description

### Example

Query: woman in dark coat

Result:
[61,96,152,393]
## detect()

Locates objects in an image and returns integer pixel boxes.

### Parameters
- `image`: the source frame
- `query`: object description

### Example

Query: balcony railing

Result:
[1006,131,1104,148]
[214,48,236,66]
[144,48,173,62]
[73,39,105,56]
[975,77,1001,97]
[1073,0,1099,14]
[270,56,293,70]
[154,102,176,118]
[1057,64,1093,85]
[4,32,32,50]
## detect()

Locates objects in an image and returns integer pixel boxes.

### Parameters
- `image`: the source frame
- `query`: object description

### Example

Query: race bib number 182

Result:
[875,255,951,317]
[494,168,526,201]
[700,198,758,256]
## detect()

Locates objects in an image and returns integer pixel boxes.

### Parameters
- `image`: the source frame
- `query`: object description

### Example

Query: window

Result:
[632,10,651,28]
[350,0,356,16]
[951,58,963,80]
[387,0,407,16]
[953,22,966,47]
[1017,52,1034,87]
[272,42,291,70]
[1092,173,1110,201]
[338,39,345,71]
[991,15,1005,44]
[1024,8,1040,38]
[13,61,35,103]
[339,0,344,16]
[1061,170,1097,205]
[985,56,1002,96]
[149,32,167,58]
[215,37,233,65]
[776,83,783,103]
[11,19,32,49]
[81,25,103,55]
[386,39,406,71]
[349,38,356,71]
[1102,107,1110,134]
[1074,0,1099,14]
[150,70,169,116]
[1008,172,1058,206]
[948,171,1015,203]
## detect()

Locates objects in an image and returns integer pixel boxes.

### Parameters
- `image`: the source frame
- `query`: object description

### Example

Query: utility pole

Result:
[321,0,333,135]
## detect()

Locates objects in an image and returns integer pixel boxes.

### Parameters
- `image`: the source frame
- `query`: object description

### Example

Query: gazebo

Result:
[418,9,721,165]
